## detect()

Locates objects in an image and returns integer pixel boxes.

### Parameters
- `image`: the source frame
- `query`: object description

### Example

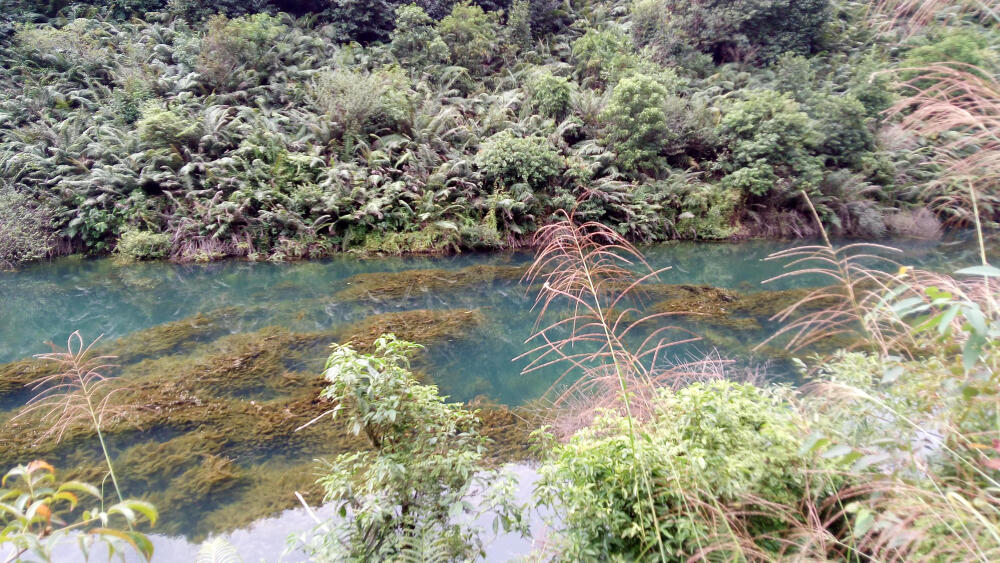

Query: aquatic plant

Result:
[336,309,486,352]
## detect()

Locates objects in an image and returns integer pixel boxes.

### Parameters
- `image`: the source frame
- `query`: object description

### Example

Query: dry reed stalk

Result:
[869,0,1000,38]
[887,64,1000,226]
[12,331,129,503]
[755,210,905,359]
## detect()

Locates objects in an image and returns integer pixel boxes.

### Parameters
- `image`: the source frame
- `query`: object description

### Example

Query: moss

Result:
[336,309,486,351]
[475,402,539,463]
[198,460,323,535]
[729,288,838,318]
[335,264,526,302]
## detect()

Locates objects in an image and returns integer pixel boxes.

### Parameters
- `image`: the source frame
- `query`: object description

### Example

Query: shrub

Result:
[390,4,450,67]
[599,73,671,173]
[196,14,285,91]
[810,92,875,166]
[305,67,412,148]
[438,1,500,72]
[14,19,112,71]
[137,105,201,151]
[527,70,572,119]
[884,207,942,239]
[322,0,410,43]
[571,28,634,84]
[903,29,995,74]
[0,189,52,269]
[715,90,824,197]
[672,183,741,239]
[536,381,833,561]
[632,0,831,64]
[115,228,172,261]
[506,0,532,51]
[296,335,525,560]
[475,130,562,189]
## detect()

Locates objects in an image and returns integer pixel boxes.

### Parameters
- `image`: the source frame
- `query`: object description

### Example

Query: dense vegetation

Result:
[2,0,1000,561]
[1,0,995,268]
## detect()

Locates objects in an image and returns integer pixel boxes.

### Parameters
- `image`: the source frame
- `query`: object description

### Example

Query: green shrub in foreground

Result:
[295,335,526,561]
[535,380,834,561]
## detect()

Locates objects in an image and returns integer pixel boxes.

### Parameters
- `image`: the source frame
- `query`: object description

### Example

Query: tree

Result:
[599,74,671,174]
[715,90,824,197]
[632,0,831,65]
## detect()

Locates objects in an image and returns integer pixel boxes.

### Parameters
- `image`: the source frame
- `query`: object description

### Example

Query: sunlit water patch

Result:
[0,236,986,549]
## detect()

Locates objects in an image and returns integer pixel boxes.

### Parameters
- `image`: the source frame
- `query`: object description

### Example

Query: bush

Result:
[599,73,671,173]
[810,92,875,166]
[305,67,412,148]
[137,105,201,151]
[475,130,562,189]
[296,335,525,560]
[438,1,500,72]
[390,4,450,67]
[536,381,833,561]
[196,13,285,91]
[632,0,831,64]
[527,70,572,119]
[672,183,741,239]
[715,90,824,197]
[0,189,52,269]
[115,228,172,261]
[571,28,634,84]
[506,0,531,51]
[903,29,995,73]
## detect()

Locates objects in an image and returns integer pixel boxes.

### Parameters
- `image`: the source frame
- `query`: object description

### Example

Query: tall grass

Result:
[870,0,1000,37]
[888,64,1000,227]
[756,193,904,355]
[520,211,678,560]
[519,211,708,423]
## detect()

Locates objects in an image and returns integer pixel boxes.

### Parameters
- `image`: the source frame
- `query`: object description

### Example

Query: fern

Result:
[196,537,243,563]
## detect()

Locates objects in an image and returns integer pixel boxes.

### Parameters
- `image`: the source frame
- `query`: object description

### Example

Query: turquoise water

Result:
[0,236,986,544]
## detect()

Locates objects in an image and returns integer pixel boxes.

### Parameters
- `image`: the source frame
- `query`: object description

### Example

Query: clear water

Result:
[0,236,986,549]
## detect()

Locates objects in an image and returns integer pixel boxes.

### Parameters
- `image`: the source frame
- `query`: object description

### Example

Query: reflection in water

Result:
[57,464,544,563]
[0,236,983,545]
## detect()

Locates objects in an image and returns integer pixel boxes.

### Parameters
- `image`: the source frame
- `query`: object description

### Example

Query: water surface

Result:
[0,236,984,553]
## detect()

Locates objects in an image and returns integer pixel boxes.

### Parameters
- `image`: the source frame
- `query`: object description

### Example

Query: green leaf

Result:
[113,500,158,526]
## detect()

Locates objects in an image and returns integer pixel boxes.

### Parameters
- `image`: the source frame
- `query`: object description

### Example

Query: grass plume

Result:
[13,331,128,504]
